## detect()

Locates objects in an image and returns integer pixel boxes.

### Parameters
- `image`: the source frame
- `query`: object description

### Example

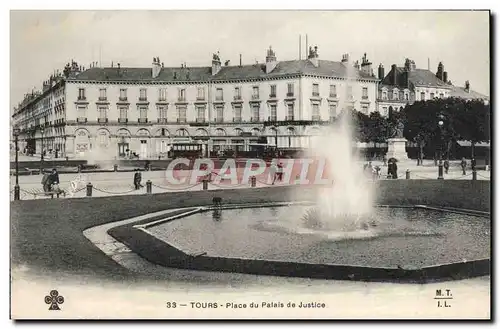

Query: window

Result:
[215,106,224,122]
[99,88,107,100]
[252,104,260,121]
[329,85,336,97]
[78,88,86,100]
[420,92,425,101]
[158,106,167,119]
[312,84,319,96]
[393,90,399,100]
[270,104,277,121]
[216,88,223,101]
[287,104,294,120]
[405,93,409,100]
[159,88,167,101]
[329,103,337,120]
[98,131,107,146]
[197,87,205,100]
[119,106,128,120]
[382,91,387,100]
[252,86,259,99]
[197,106,205,122]
[77,105,87,121]
[347,86,353,100]
[270,85,277,97]
[234,87,241,100]
[139,106,147,119]
[287,83,294,96]
[233,105,242,122]
[177,107,187,122]
[430,93,435,99]
[178,89,185,101]
[312,104,320,120]
[98,106,107,119]
[362,87,368,99]
[119,88,127,100]
[139,88,147,100]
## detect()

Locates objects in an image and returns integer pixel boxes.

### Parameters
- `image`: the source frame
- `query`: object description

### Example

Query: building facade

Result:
[376,59,489,117]
[12,47,379,159]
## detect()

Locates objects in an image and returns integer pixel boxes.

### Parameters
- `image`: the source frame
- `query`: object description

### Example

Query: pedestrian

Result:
[382,155,387,166]
[444,159,450,174]
[392,160,398,179]
[277,162,284,182]
[270,162,277,185]
[133,169,140,190]
[41,171,51,192]
[460,157,467,175]
[55,149,59,159]
[49,168,61,194]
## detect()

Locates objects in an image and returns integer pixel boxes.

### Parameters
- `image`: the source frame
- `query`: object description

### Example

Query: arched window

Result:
[286,127,296,135]
[215,128,226,136]
[233,128,243,136]
[176,129,189,137]
[251,128,260,136]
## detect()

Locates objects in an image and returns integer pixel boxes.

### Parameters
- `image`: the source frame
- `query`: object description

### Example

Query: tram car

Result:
[168,142,204,159]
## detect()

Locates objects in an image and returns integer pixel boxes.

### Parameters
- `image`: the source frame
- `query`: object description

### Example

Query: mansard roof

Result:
[68,59,377,83]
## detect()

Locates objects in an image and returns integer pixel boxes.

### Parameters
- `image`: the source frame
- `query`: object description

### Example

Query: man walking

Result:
[444,159,450,174]
[460,157,467,175]
[133,169,142,190]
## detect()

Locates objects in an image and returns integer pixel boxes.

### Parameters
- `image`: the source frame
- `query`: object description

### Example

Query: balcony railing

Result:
[233,95,242,101]
[286,92,294,97]
[138,97,148,102]
[98,97,108,102]
[329,94,337,98]
[233,117,242,123]
[196,118,206,123]
[214,118,224,123]
[215,96,224,101]
[250,117,260,122]
[77,96,86,101]
[98,118,108,124]
[118,118,128,123]
[118,97,128,102]
[138,118,148,123]
[312,92,320,97]
[177,118,187,123]
[311,115,321,121]
[177,97,186,102]
[362,95,369,100]
[285,115,295,121]
[269,94,277,98]
[157,118,167,124]
[251,94,260,100]
[269,116,277,122]
[196,96,206,101]
[77,118,87,123]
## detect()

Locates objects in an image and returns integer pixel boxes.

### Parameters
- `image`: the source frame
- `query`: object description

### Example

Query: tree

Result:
[453,99,490,159]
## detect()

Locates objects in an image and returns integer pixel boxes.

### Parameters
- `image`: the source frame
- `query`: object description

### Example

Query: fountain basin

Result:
[108,203,490,282]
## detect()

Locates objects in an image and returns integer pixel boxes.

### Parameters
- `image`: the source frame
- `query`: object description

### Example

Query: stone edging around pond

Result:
[106,203,490,284]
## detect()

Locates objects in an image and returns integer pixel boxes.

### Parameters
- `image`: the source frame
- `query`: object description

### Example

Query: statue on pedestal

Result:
[392,120,405,138]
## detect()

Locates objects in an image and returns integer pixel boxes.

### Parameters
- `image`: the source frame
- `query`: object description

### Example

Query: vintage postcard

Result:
[9,10,491,320]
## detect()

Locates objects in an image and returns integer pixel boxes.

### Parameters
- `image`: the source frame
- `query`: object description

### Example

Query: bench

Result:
[29,189,67,199]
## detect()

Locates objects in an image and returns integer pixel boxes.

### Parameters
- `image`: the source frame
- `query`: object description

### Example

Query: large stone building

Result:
[12,46,379,159]
[376,59,489,117]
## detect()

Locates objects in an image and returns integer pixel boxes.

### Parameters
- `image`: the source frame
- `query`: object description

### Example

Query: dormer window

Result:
[393,90,399,100]
[382,91,387,100]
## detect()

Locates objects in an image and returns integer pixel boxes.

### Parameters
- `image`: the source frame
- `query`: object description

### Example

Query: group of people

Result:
[270,162,284,185]
[41,168,60,192]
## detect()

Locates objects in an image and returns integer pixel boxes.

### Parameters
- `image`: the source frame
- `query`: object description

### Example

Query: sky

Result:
[9,10,490,113]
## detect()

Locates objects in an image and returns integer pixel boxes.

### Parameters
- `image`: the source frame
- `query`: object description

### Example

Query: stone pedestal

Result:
[386,138,409,162]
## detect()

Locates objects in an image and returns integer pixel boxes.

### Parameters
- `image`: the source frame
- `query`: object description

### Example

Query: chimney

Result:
[307,45,319,67]
[152,56,161,78]
[212,51,222,75]
[117,63,120,69]
[443,71,448,83]
[465,80,470,92]
[391,64,397,85]
[436,62,444,81]
[360,53,373,76]
[341,53,350,64]
[111,61,114,68]
[265,46,278,73]
[239,54,242,67]
[378,64,385,80]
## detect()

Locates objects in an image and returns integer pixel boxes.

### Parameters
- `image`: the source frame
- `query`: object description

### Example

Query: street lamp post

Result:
[437,114,444,180]
[40,126,45,174]
[13,128,20,200]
